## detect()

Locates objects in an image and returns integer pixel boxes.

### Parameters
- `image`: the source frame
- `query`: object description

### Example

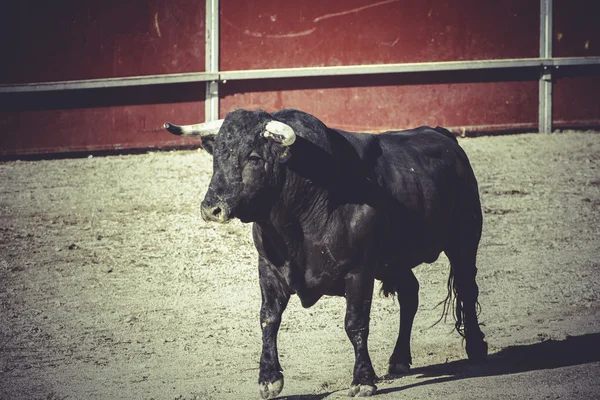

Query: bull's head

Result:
[163,110,296,223]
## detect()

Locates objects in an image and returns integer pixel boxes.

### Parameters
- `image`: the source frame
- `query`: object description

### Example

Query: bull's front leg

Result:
[258,257,290,399]
[344,269,377,397]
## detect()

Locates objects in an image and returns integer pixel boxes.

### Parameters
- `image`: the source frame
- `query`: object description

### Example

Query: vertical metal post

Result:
[539,0,553,133]
[205,0,219,121]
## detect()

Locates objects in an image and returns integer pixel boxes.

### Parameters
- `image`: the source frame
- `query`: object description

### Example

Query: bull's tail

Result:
[380,281,395,298]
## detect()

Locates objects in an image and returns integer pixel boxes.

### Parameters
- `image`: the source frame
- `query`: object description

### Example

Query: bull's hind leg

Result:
[387,269,419,375]
[445,211,488,362]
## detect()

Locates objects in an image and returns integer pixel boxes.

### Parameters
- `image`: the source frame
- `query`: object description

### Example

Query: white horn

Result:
[264,121,296,146]
[163,119,224,137]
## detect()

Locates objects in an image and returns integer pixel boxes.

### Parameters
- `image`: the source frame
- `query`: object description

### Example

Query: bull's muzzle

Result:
[201,200,231,223]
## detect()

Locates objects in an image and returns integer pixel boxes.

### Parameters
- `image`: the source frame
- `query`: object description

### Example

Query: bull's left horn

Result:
[163,119,224,137]
[264,121,296,146]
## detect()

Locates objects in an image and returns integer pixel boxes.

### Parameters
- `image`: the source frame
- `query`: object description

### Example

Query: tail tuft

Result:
[432,263,483,337]
[380,281,396,298]
[432,263,465,337]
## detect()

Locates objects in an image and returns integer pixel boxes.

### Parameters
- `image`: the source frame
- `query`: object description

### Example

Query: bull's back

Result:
[375,127,470,199]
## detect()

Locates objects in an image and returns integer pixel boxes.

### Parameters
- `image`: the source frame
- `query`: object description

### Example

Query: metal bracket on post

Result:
[205,0,220,122]
[539,0,553,133]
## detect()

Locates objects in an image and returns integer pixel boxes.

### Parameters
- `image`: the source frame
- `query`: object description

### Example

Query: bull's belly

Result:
[283,230,446,306]
[283,260,347,308]
[294,281,345,308]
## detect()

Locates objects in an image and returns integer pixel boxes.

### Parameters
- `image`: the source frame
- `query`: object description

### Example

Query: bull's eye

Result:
[242,151,265,184]
[248,152,263,162]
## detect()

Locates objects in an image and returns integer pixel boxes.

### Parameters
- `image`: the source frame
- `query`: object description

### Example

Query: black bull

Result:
[163,109,487,398]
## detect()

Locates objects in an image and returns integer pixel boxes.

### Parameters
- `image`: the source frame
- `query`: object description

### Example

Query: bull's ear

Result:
[200,135,216,155]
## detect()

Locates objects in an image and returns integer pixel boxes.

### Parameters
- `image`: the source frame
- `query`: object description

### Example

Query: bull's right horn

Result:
[163,119,224,137]
[264,121,296,146]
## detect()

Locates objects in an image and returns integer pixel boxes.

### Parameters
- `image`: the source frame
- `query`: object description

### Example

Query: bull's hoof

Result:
[466,339,488,363]
[348,384,377,397]
[259,377,284,399]
[388,362,410,375]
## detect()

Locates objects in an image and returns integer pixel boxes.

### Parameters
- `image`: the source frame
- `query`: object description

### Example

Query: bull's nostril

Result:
[212,207,222,217]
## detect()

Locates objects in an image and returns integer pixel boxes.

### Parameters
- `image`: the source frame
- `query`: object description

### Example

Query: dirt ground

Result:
[1,131,599,400]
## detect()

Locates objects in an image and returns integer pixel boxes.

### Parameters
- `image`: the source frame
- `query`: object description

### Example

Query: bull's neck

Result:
[281,170,331,226]
[267,132,369,233]
[280,135,339,225]
[260,170,331,265]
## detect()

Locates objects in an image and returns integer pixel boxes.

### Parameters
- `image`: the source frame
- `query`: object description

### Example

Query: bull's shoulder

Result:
[332,129,381,160]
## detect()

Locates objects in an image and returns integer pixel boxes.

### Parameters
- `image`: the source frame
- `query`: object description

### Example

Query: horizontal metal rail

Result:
[0,57,598,93]
[220,57,600,81]
[0,72,219,93]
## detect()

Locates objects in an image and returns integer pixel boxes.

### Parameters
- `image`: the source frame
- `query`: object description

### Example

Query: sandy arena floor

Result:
[1,131,599,399]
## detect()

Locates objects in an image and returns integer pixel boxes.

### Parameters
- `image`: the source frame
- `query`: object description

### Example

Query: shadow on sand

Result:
[377,331,600,396]
[275,332,600,399]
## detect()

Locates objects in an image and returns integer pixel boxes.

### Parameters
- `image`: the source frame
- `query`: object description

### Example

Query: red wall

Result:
[0,0,598,156]
[220,0,539,69]
[219,73,539,133]
[0,1,207,155]
[553,0,600,128]
[0,84,205,154]
[219,0,540,131]
[0,1,206,83]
